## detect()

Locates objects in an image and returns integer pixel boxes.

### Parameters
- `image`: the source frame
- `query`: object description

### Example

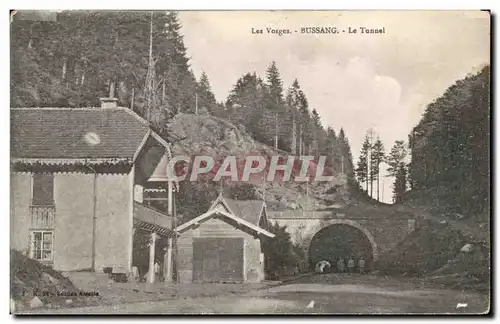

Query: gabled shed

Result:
[175,194,274,283]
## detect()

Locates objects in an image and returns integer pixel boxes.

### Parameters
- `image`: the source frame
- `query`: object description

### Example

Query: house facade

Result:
[10,99,174,281]
[175,195,275,283]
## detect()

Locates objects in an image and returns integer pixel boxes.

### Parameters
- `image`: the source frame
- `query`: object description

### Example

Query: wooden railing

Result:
[133,202,172,230]
[29,205,55,229]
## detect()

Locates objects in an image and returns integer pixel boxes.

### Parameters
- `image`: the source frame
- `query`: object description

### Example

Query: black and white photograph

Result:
[9,9,491,315]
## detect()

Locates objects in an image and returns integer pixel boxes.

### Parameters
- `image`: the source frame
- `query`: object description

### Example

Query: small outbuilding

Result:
[175,194,275,283]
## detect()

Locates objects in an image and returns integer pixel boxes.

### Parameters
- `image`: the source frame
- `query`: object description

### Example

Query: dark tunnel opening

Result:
[308,224,374,271]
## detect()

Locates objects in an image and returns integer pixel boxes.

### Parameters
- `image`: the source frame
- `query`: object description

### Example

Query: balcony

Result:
[133,202,173,236]
[29,205,55,229]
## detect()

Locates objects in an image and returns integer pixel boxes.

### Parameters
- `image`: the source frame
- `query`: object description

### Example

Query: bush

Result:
[176,181,218,223]
[262,222,305,279]
[224,183,258,200]
[375,222,467,276]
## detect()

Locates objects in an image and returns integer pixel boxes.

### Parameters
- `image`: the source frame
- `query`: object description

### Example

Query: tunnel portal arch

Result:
[305,219,379,268]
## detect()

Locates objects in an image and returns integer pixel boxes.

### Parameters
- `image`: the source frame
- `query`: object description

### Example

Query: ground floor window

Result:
[30,231,53,261]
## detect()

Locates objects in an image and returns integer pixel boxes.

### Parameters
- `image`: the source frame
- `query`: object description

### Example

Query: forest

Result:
[354,66,490,210]
[408,66,490,216]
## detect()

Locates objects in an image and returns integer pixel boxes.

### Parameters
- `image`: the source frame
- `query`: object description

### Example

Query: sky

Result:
[178,10,490,203]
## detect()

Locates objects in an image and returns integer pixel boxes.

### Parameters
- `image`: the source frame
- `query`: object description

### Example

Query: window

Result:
[32,174,54,206]
[30,231,53,261]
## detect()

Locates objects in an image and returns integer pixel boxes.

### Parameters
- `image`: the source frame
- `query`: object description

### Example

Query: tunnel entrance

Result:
[308,224,374,271]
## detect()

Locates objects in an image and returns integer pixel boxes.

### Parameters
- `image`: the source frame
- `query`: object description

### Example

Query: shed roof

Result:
[223,197,265,226]
[175,195,273,238]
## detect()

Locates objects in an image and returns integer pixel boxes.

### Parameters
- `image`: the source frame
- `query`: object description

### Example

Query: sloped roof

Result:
[175,194,273,237]
[175,206,274,238]
[11,107,151,159]
[223,197,265,226]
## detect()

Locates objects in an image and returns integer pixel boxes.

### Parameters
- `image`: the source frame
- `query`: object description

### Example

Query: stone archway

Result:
[303,219,379,265]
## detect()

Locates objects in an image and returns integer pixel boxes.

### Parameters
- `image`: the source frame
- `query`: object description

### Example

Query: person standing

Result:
[358,257,366,274]
[154,261,160,283]
[347,257,355,273]
[337,257,345,273]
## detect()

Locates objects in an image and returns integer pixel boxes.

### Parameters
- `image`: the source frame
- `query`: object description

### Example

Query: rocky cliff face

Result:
[166,113,349,211]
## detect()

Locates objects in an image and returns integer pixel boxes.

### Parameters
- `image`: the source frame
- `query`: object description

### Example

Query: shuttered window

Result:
[32,174,54,206]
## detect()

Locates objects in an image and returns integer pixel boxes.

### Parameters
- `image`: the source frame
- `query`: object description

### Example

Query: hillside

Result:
[408,66,489,217]
[374,66,490,290]
[165,113,352,219]
[375,218,489,291]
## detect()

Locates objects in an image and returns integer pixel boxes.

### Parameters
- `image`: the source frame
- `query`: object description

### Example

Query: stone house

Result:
[10,98,175,282]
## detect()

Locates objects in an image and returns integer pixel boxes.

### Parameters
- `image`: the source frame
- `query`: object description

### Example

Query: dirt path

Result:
[21,274,490,315]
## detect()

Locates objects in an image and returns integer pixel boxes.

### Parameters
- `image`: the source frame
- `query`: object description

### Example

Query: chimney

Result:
[99,97,118,109]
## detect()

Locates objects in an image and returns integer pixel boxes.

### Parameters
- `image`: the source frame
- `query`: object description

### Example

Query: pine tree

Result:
[321,126,337,171]
[338,128,354,178]
[371,137,385,201]
[393,162,407,203]
[196,71,217,115]
[198,72,213,97]
[386,140,408,203]
[365,129,376,197]
[386,140,407,177]
[311,109,323,155]
[144,11,156,123]
[265,61,284,110]
[226,72,270,143]
[265,61,285,150]
[285,79,302,154]
[157,11,197,115]
[297,90,312,155]
[356,135,371,193]
[344,138,355,180]
[356,155,368,191]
